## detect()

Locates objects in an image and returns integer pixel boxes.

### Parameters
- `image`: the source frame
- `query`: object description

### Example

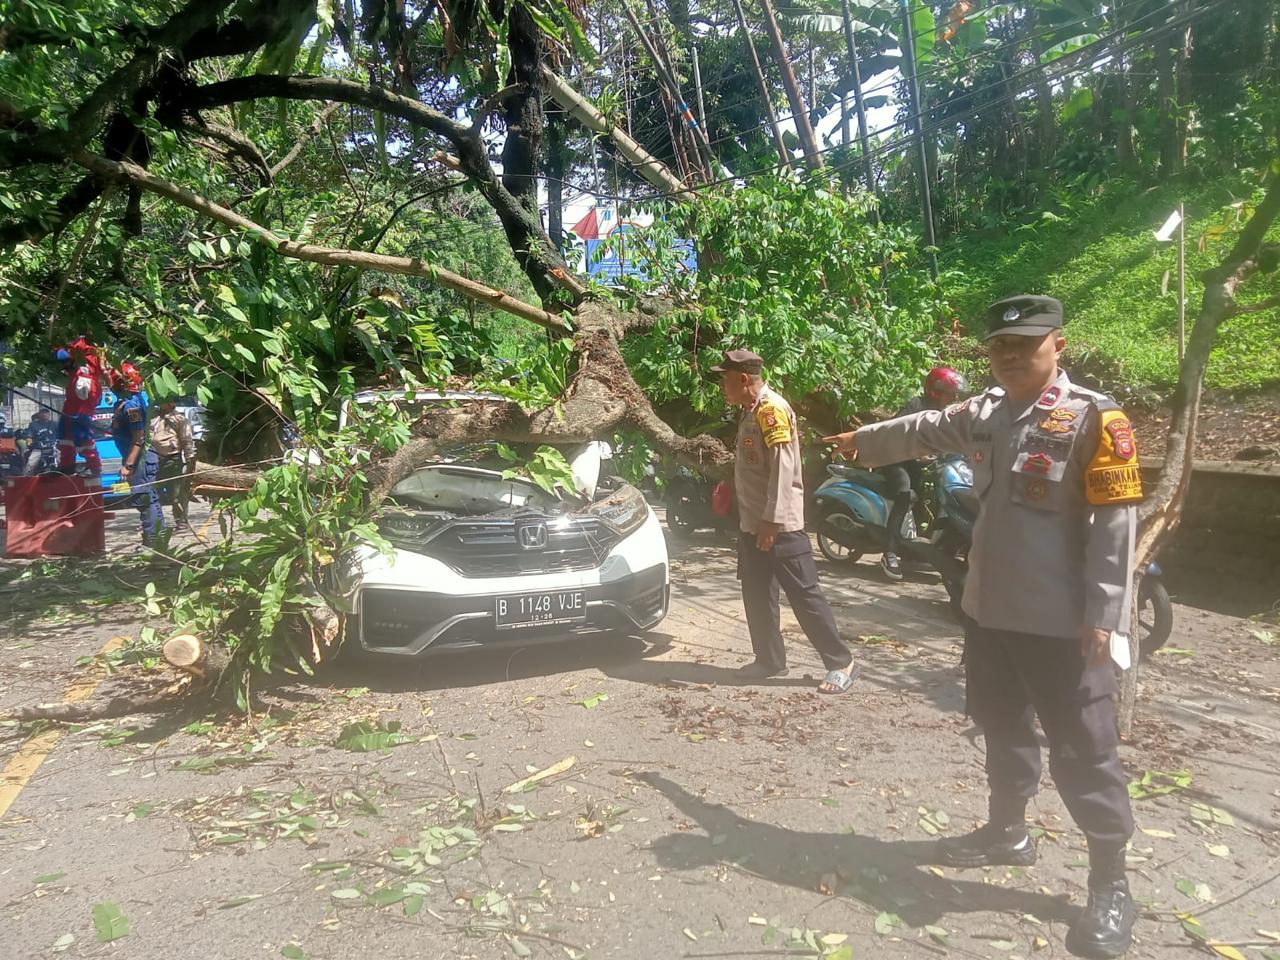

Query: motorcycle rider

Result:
[879,366,967,580]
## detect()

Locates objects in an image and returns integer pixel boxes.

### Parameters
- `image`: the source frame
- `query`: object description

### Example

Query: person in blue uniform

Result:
[23,408,58,474]
[110,362,165,544]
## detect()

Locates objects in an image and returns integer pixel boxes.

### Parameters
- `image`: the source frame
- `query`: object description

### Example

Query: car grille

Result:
[425,518,622,577]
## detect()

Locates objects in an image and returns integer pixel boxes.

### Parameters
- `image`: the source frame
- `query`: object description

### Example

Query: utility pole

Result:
[691,45,707,131]
[622,0,724,180]
[840,0,878,202]
[898,0,938,278]
[758,0,824,170]
[1177,201,1186,359]
[729,0,791,171]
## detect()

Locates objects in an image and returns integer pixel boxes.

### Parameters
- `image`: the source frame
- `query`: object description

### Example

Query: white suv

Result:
[336,391,670,656]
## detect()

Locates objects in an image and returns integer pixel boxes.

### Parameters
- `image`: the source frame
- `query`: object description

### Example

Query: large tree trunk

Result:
[1117,175,1280,735]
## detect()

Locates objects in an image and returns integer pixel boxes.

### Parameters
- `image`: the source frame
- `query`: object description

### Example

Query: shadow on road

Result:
[637,771,1078,929]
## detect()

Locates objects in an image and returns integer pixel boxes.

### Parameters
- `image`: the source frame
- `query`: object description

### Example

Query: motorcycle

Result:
[663,467,738,535]
[813,453,974,606]
[812,455,1173,657]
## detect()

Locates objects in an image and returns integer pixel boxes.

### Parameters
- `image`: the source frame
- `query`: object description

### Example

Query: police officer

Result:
[110,362,165,545]
[150,399,196,528]
[825,297,1141,958]
[879,366,967,581]
[714,349,858,694]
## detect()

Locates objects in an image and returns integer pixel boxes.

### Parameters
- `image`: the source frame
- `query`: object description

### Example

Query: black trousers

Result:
[738,530,852,673]
[880,461,922,556]
[965,624,1134,845]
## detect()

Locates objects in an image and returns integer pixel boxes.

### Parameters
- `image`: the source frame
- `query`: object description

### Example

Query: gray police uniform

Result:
[735,385,852,674]
[854,369,1140,845]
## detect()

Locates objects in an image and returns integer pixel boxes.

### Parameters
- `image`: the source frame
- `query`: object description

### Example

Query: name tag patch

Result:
[1087,463,1143,504]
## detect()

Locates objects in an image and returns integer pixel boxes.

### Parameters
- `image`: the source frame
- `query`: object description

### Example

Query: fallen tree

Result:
[0,0,941,715]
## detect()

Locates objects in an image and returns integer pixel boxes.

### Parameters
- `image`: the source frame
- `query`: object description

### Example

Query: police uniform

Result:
[852,296,1140,957]
[112,391,165,542]
[150,407,196,525]
[714,350,854,679]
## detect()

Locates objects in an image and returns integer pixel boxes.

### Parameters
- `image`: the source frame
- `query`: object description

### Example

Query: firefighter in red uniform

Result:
[55,336,105,475]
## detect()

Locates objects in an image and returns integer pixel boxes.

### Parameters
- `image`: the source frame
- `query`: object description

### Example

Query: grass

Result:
[940,177,1280,393]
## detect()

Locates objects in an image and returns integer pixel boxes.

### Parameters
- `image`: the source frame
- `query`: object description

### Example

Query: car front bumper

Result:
[348,510,670,656]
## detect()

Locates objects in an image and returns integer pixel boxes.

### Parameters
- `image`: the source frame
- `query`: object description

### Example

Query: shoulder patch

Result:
[126,404,142,424]
[1085,408,1143,505]
[755,401,793,447]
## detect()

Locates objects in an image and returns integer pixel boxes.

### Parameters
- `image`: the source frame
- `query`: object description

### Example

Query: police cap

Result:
[984,295,1064,341]
[710,348,764,375]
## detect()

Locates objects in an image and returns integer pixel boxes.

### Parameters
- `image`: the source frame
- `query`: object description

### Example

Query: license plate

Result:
[494,590,586,630]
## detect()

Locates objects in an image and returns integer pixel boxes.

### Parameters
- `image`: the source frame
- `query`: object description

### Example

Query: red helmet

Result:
[924,366,966,405]
[111,361,144,393]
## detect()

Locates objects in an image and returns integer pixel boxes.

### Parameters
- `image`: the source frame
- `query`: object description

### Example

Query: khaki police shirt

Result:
[854,370,1140,639]
[735,385,806,534]
[150,411,196,462]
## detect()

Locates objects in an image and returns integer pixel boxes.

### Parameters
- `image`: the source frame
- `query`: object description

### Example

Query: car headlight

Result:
[588,485,648,536]
[375,510,442,545]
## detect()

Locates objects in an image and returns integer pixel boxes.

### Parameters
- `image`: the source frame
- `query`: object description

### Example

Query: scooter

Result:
[812,455,1174,657]
[813,453,973,606]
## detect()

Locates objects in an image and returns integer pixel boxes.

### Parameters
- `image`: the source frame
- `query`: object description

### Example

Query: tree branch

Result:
[270,101,340,177]
[181,119,272,184]
[1227,294,1280,316]
[75,151,572,334]
[180,73,588,305]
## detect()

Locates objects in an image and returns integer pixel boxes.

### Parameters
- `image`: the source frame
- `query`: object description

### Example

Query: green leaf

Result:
[874,911,901,935]
[331,888,362,900]
[92,902,130,943]
[925,924,950,946]
[35,872,67,884]
[911,3,936,66]
[575,692,609,709]
[1128,769,1192,800]
[281,945,308,960]
[367,886,407,907]
[335,720,416,752]
[1060,87,1094,122]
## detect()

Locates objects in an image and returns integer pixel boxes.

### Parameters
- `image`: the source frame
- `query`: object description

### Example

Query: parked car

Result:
[335,391,670,656]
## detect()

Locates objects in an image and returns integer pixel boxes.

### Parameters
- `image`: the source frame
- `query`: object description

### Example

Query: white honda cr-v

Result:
[336,391,670,656]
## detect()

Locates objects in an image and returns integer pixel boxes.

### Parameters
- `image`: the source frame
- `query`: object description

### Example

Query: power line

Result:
[696,6,1108,152]
[625,0,1225,204]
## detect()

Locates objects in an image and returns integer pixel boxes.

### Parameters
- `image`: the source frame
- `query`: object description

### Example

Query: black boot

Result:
[1066,843,1135,959]
[936,822,1037,867]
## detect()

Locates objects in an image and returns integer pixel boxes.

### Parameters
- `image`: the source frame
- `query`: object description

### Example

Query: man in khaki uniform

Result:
[150,400,196,528]
[714,349,857,694]
[826,296,1141,959]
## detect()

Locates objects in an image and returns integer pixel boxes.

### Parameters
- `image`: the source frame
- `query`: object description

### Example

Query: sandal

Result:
[817,665,860,695]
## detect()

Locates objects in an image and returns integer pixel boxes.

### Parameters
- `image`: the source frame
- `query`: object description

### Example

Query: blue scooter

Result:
[813,453,974,607]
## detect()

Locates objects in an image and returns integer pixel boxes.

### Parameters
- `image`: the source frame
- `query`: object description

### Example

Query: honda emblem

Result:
[517,522,548,550]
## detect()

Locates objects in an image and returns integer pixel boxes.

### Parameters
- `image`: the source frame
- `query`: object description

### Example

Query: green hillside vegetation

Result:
[942,179,1280,393]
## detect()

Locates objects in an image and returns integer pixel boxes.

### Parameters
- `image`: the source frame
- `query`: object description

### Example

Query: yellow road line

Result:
[0,634,129,819]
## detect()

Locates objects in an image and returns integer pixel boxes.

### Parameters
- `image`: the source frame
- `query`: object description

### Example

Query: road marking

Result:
[0,634,128,819]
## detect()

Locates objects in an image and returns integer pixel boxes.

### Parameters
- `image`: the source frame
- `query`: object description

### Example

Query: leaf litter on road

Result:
[92,901,129,943]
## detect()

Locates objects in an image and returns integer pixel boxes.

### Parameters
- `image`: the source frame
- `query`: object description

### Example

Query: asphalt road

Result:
[2,507,1278,960]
